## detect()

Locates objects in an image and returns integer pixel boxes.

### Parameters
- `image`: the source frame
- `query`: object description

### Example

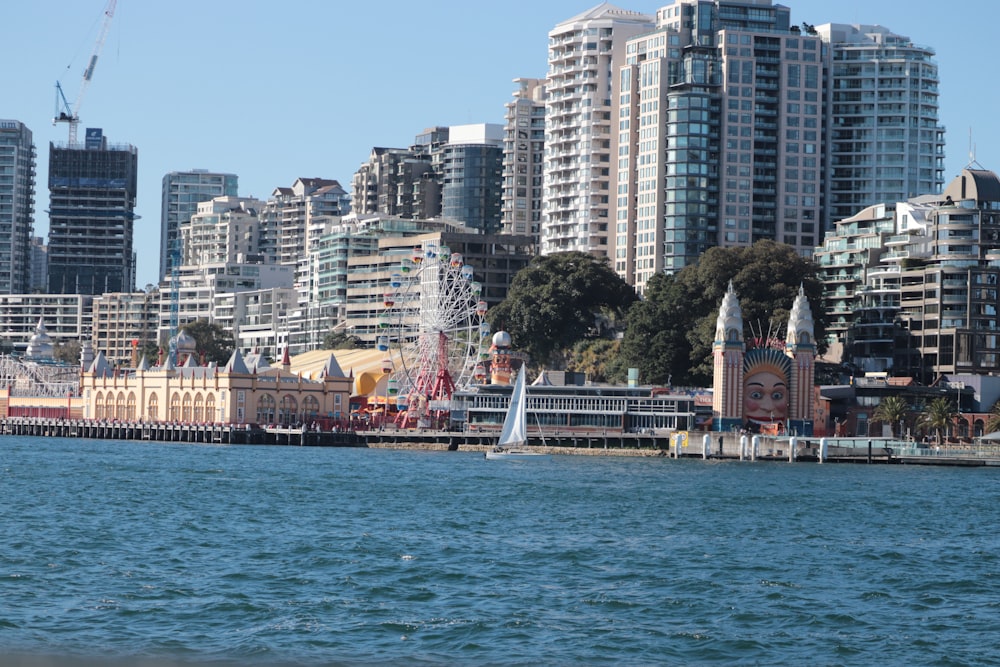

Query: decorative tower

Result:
[712,282,745,431]
[489,330,514,386]
[785,285,816,436]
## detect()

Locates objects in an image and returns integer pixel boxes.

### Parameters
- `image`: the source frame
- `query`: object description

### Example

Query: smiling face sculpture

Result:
[743,348,791,426]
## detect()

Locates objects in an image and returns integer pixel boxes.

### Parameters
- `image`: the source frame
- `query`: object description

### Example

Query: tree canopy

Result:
[619,240,828,386]
[323,331,361,350]
[486,252,637,369]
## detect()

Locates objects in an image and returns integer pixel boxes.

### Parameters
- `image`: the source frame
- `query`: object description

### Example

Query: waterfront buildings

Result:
[47,128,138,295]
[159,170,238,282]
[542,4,655,259]
[0,120,36,294]
[79,342,352,427]
[815,167,1000,381]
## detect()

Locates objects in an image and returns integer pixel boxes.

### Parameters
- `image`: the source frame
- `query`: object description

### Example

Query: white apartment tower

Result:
[502,78,547,240]
[817,24,945,223]
[542,4,654,257]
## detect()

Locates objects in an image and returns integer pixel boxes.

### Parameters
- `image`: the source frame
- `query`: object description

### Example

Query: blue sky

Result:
[3,0,996,287]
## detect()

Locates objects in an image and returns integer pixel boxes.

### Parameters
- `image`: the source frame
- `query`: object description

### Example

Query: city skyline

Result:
[3,0,998,288]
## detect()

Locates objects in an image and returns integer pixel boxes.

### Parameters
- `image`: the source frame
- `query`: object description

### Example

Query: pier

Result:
[5,418,1000,466]
[0,417,364,447]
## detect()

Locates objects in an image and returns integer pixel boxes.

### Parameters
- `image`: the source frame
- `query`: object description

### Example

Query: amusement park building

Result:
[78,345,352,426]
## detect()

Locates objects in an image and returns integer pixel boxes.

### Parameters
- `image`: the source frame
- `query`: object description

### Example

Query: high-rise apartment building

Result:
[352,147,440,220]
[259,178,351,353]
[543,4,654,258]
[817,24,945,224]
[816,168,1000,381]
[502,79,546,240]
[160,170,239,282]
[615,0,828,290]
[0,120,36,294]
[440,124,504,234]
[47,128,138,295]
[180,196,264,266]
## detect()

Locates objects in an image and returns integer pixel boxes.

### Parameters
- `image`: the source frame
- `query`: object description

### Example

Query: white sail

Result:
[497,367,528,447]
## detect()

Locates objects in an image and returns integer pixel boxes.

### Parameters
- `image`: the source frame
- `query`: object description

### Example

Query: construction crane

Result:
[53,0,118,145]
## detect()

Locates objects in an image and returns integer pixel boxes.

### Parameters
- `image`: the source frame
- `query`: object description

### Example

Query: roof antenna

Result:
[967,127,985,170]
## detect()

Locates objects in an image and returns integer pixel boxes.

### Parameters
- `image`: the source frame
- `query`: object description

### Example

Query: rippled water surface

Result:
[3,437,1000,665]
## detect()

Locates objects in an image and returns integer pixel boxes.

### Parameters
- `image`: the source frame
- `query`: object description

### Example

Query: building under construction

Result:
[47,128,138,295]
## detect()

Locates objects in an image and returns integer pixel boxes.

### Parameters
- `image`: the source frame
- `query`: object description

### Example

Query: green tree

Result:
[620,240,827,385]
[917,397,958,446]
[179,320,235,365]
[53,340,81,365]
[323,331,361,350]
[872,395,909,438]
[567,338,628,384]
[486,252,637,369]
[619,272,689,385]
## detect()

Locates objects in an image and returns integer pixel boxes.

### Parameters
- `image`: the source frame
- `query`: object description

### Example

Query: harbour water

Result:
[2,436,999,666]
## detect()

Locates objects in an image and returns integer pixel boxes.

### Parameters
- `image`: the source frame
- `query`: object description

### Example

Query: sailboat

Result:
[485,367,549,460]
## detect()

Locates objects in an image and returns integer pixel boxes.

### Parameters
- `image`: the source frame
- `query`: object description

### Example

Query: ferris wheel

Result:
[376,240,490,427]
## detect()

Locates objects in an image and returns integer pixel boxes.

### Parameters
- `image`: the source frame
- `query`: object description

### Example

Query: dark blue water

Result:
[2,437,999,666]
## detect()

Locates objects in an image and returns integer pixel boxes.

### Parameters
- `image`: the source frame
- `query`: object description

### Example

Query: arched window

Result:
[116,393,127,420]
[182,393,193,422]
[148,393,159,421]
[193,393,205,423]
[257,395,276,425]
[302,395,320,422]
[278,395,298,425]
[205,394,216,423]
[94,392,104,420]
[126,392,136,421]
[170,394,181,421]
[105,394,116,420]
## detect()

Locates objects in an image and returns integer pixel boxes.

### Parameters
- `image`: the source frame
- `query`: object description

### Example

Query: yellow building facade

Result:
[79,348,352,427]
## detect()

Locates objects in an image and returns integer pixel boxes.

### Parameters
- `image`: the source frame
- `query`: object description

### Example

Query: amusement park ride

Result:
[376,240,491,428]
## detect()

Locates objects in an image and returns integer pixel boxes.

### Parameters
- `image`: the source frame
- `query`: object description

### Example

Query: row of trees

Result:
[486,241,827,387]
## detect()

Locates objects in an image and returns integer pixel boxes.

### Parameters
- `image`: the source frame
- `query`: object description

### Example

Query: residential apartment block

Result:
[0,120,35,294]
[502,78,546,241]
[815,168,1000,381]
[543,4,655,259]
[817,24,944,224]
[614,0,828,290]
[160,169,238,282]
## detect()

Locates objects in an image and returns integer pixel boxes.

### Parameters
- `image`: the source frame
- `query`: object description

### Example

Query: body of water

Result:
[2,437,999,665]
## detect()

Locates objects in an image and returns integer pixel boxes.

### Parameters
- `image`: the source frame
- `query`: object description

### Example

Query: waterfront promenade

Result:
[4,416,1000,466]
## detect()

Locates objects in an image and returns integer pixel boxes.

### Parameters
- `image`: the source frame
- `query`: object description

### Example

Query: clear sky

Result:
[3,0,996,287]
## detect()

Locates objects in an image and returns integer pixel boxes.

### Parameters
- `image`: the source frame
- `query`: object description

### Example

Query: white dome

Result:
[492,331,512,347]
